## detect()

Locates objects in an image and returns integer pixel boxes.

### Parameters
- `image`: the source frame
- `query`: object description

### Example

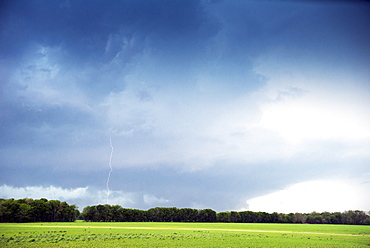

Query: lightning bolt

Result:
[106,138,114,204]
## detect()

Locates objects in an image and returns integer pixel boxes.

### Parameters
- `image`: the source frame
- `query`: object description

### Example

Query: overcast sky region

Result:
[1,0,369,213]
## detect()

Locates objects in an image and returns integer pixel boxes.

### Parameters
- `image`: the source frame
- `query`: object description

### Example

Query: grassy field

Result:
[1,222,369,247]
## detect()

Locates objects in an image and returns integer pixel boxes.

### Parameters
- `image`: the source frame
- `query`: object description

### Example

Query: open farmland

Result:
[1,222,369,247]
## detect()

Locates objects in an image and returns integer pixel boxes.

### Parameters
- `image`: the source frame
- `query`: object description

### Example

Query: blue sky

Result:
[1,0,369,213]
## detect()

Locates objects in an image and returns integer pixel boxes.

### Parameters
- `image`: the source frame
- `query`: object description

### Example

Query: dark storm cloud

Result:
[0,0,225,104]
[1,0,217,60]
[2,0,369,64]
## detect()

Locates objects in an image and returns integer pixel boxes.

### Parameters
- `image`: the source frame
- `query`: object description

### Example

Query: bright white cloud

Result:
[101,72,370,172]
[259,92,370,144]
[0,185,88,200]
[143,194,170,206]
[97,189,138,207]
[246,178,370,213]
[253,50,370,147]
[0,185,171,210]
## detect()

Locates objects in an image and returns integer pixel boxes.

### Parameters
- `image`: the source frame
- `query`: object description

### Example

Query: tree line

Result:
[1,198,369,225]
[82,205,370,225]
[0,198,79,223]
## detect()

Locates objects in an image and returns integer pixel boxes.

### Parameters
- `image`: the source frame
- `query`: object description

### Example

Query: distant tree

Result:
[239,211,256,223]
[79,204,370,225]
[259,212,272,223]
[177,208,198,222]
[18,203,32,222]
[96,204,110,222]
[0,198,79,223]
[306,212,323,224]
[328,212,342,224]
[83,206,98,222]
[230,211,241,223]
[2,199,21,222]
[217,212,230,222]
[197,209,216,222]
[270,212,279,223]
[30,198,49,222]
[110,205,123,221]
[285,213,295,223]
[294,213,307,224]
[342,210,370,225]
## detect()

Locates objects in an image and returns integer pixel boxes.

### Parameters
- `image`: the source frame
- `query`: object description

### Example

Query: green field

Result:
[1,222,369,247]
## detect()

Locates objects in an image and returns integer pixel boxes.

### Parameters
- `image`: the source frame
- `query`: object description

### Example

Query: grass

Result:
[0,222,369,247]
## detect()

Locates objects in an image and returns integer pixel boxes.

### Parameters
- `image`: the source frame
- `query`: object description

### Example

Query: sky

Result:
[0,0,369,213]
